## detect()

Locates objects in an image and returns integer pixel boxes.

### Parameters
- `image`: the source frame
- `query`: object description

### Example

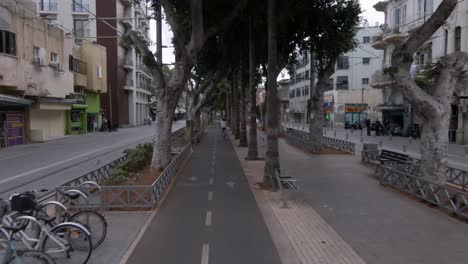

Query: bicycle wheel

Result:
[8,250,56,264]
[41,223,92,264]
[69,211,107,249]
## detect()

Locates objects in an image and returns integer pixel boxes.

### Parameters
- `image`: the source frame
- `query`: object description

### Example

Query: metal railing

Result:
[362,149,468,191]
[380,166,468,219]
[40,2,58,12]
[286,128,355,154]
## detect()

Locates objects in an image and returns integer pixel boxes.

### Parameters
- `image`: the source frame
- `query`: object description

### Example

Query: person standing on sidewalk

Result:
[366,119,371,136]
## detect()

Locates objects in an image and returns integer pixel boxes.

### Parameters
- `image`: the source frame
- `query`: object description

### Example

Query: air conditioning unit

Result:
[33,57,46,67]
[57,63,64,72]
[49,61,59,69]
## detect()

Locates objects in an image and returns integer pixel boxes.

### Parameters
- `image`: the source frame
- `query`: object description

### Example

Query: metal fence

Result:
[380,166,468,219]
[57,142,192,209]
[286,128,355,154]
[361,149,468,191]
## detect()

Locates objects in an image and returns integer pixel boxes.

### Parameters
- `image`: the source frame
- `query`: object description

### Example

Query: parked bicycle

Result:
[1,192,93,264]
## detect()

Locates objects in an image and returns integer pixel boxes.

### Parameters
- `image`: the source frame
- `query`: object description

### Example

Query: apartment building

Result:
[97,0,153,127]
[371,0,468,142]
[0,0,74,147]
[34,0,108,134]
[289,25,384,128]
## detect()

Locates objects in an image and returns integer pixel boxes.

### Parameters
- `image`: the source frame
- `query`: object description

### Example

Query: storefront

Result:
[0,94,33,148]
[345,103,368,125]
[66,104,88,135]
[85,93,101,132]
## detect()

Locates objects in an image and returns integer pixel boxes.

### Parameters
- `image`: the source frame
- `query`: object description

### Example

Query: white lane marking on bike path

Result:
[208,191,213,201]
[205,211,212,227]
[201,243,210,264]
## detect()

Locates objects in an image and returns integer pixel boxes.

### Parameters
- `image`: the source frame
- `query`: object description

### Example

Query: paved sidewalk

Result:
[92,211,151,263]
[126,125,281,264]
[287,123,468,169]
[268,132,468,263]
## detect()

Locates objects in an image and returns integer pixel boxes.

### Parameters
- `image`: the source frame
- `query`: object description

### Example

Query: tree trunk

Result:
[194,109,202,134]
[239,63,248,147]
[309,62,333,151]
[233,74,240,139]
[230,77,236,131]
[264,0,280,188]
[420,110,450,183]
[185,95,194,142]
[246,16,259,160]
[151,97,176,170]
[226,90,230,125]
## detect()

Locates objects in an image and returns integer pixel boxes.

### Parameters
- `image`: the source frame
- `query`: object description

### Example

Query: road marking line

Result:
[205,211,212,226]
[208,191,213,201]
[209,178,214,185]
[201,243,210,264]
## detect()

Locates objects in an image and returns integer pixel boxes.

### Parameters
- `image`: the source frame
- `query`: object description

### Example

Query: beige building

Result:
[0,0,76,146]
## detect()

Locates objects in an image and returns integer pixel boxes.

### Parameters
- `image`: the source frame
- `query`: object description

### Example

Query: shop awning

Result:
[377,105,405,111]
[0,94,33,106]
[72,104,88,109]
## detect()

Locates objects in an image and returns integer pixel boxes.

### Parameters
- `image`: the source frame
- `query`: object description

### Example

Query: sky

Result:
[149,0,385,66]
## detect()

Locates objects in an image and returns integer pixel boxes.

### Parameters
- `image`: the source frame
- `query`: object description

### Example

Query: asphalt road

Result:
[127,126,281,264]
[0,121,185,197]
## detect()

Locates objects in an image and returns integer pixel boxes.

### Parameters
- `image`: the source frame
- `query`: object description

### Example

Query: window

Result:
[97,66,103,79]
[0,30,16,56]
[362,78,369,85]
[34,46,40,58]
[336,76,348,90]
[73,0,89,12]
[74,20,88,37]
[70,56,87,75]
[296,88,301,97]
[337,56,349,70]
[304,85,310,96]
[305,70,310,80]
[444,30,449,55]
[40,0,57,11]
[427,42,432,64]
[394,8,401,28]
[50,52,58,63]
[362,58,371,64]
[363,36,370,43]
[455,26,461,52]
[418,0,433,19]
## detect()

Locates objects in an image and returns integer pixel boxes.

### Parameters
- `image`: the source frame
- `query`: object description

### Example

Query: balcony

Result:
[67,92,86,104]
[0,54,19,88]
[74,73,87,88]
[124,80,135,91]
[38,2,58,19]
[373,1,389,12]
[371,70,394,88]
[123,56,134,71]
[371,25,407,49]
[121,12,133,28]
[121,0,132,7]
[137,64,151,78]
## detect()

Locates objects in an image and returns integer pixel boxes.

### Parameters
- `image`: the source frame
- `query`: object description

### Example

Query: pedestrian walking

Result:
[375,119,381,136]
[366,119,371,136]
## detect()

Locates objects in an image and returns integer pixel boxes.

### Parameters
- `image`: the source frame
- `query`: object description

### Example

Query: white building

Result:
[288,25,384,128]
[371,0,468,142]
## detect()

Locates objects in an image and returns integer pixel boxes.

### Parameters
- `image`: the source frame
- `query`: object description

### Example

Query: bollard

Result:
[334,131,337,138]
[379,141,383,147]
[403,145,407,152]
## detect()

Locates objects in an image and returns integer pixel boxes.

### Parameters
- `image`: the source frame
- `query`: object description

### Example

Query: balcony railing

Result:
[40,2,58,12]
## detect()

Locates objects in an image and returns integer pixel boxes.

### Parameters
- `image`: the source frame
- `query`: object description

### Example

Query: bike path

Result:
[127,126,281,264]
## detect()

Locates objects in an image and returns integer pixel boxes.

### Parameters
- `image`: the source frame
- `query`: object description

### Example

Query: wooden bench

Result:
[371,150,410,176]
[279,175,298,190]
[370,149,409,166]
